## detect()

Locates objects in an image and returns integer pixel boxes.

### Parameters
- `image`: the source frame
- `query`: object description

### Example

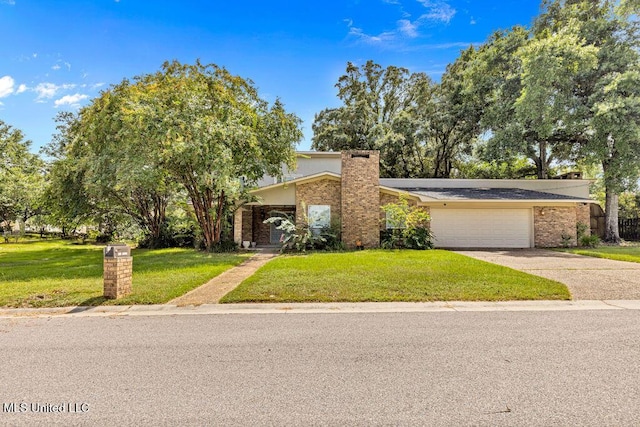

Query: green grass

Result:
[556,245,640,263]
[0,240,250,307]
[220,249,570,303]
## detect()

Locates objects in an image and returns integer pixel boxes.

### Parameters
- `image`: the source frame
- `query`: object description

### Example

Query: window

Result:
[308,205,331,230]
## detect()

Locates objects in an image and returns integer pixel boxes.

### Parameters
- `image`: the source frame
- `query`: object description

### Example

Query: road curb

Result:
[1,300,640,318]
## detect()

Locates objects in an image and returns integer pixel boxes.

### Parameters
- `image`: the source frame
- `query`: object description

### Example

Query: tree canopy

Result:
[454,0,640,241]
[312,60,476,178]
[50,60,302,250]
[0,120,45,231]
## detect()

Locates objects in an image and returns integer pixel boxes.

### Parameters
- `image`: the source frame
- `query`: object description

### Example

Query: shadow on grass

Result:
[69,296,109,310]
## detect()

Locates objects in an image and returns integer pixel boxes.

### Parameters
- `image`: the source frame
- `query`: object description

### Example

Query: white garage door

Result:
[429,208,532,248]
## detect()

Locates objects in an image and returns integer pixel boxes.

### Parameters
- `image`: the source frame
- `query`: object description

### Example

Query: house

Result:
[233,150,593,249]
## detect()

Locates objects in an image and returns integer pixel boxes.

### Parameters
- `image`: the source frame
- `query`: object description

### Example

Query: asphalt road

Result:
[0,311,638,426]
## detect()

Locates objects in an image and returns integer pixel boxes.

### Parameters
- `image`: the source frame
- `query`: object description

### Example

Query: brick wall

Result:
[103,257,132,299]
[233,209,243,244]
[534,206,579,247]
[295,179,342,228]
[341,151,380,248]
[576,203,591,237]
[241,208,252,242]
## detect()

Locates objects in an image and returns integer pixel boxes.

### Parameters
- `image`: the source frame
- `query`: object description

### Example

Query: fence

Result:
[619,218,640,241]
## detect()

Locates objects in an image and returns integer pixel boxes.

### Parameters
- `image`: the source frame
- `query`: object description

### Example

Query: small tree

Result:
[381,196,433,249]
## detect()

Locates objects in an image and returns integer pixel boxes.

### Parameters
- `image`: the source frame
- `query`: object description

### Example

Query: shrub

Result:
[264,208,329,253]
[209,239,238,252]
[560,232,573,248]
[314,219,344,251]
[381,196,434,250]
[576,222,589,240]
[580,234,600,248]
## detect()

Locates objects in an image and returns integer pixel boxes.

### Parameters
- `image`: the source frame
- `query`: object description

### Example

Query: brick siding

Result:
[103,257,132,299]
[341,151,380,248]
[534,205,581,247]
[295,179,342,228]
[576,203,591,237]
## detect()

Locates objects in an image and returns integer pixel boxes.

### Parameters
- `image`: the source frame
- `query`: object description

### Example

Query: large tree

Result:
[313,60,475,178]
[461,0,640,242]
[312,61,426,177]
[532,0,640,242]
[83,60,302,250]
[429,47,484,177]
[0,120,45,231]
[66,90,178,247]
[461,25,576,179]
[43,112,120,239]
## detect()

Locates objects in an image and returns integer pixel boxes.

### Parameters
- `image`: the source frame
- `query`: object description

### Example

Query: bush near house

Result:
[381,197,434,250]
[264,206,343,252]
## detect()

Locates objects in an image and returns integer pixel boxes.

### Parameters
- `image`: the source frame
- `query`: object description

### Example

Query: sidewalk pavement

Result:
[1,300,639,319]
[169,249,280,306]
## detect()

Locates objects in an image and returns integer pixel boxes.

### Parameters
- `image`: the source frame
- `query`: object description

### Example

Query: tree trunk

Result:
[604,188,621,243]
[532,156,543,179]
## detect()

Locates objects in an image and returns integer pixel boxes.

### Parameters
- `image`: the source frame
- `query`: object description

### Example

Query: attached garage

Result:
[429,208,533,248]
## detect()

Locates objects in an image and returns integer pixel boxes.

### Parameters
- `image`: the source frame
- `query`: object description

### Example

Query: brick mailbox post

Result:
[103,244,132,299]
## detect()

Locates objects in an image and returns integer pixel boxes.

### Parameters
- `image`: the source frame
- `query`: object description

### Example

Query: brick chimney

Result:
[340,151,380,248]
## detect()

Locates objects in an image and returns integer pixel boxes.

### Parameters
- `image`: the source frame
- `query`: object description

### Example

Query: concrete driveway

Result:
[455,249,640,300]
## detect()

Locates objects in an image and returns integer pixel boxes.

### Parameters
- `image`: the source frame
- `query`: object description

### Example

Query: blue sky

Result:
[1,0,543,153]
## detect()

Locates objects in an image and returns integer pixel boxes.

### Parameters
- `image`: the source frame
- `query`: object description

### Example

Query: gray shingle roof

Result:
[403,187,590,201]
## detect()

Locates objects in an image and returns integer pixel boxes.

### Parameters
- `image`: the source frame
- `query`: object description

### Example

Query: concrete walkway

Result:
[456,249,640,300]
[169,249,279,306]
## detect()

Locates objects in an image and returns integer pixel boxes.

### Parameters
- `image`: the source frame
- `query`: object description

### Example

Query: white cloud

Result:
[417,0,456,23]
[51,61,71,71]
[470,17,476,25]
[347,17,421,46]
[0,75,15,97]
[1,0,16,5]
[397,19,418,38]
[34,82,76,101]
[348,25,396,45]
[347,0,456,46]
[54,93,88,108]
[16,84,27,94]
[34,83,59,100]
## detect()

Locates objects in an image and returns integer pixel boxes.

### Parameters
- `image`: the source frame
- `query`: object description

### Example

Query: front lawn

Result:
[556,245,640,263]
[220,250,570,303]
[0,240,250,307]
